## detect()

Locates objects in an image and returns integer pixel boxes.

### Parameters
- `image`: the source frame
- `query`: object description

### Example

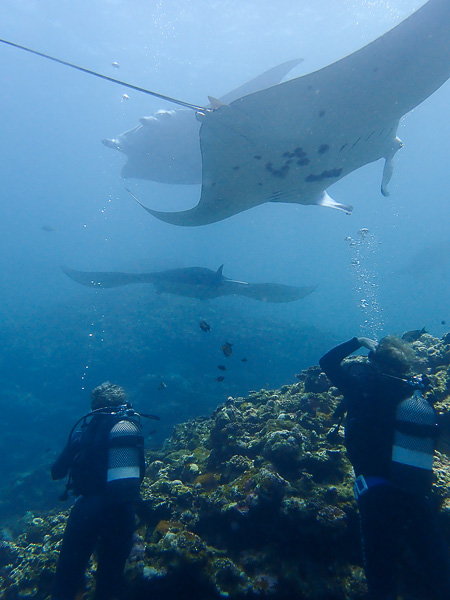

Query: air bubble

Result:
[346,228,384,337]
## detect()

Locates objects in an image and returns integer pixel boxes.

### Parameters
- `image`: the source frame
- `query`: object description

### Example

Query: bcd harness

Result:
[327,373,439,497]
[60,404,159,501]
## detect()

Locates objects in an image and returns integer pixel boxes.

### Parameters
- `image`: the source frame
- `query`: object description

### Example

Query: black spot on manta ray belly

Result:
[261,146,311,179]
[305,168,343,183]
[294,147,306,158]
[233,166,240,170]
[254,155,262,160]
[318,110,325,117]
[317,144,330,154]
[271,165,290,178]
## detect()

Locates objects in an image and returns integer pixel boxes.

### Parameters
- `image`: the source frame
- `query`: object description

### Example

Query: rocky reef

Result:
[1,333,450,600]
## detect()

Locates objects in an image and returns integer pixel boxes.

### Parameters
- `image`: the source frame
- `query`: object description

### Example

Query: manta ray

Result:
[102,60,303,184]
[131,0,449,226]
[63,265,317,303]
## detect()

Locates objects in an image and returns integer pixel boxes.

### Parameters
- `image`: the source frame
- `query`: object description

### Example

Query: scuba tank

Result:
[59,404,159,501]
[390,390,439,493]
[106,417,144,502]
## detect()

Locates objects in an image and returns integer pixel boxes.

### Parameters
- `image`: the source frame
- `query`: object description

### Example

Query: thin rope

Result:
[0,38,209,112]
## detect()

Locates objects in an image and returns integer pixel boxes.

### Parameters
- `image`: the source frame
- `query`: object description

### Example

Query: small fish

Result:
[241,358,247,363]
[216,376,225,382]
[41,225,57,232]
[222,342,233,357]
[217,365,226,371]
[199,320,211,332]
[157,382,167,391]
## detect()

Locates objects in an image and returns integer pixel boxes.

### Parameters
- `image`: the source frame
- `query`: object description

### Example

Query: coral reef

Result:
[1,332,449,600]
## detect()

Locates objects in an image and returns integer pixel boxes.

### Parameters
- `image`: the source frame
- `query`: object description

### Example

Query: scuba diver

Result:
[320,336,450,600]
[51,381,157,600]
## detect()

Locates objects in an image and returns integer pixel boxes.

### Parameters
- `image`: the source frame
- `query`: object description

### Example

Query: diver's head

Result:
[90,381,128,411]
[368,335,415,375]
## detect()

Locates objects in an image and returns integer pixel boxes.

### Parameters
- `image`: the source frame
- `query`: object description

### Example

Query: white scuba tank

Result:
[106,419,143,500]
[391,390,438,492]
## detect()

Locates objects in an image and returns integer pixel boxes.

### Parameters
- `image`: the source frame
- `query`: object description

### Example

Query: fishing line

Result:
[0,38,209,112]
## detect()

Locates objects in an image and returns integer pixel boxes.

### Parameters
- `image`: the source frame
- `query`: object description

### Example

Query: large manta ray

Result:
[102,60,303,184]
[63,265,316,303]
[131,0,450,226]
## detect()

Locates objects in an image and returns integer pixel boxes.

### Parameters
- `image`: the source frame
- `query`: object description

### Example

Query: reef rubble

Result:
[1,332,449,600]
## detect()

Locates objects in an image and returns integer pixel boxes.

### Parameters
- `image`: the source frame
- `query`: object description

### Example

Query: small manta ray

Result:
[62,265,317,303]
[132,0,450,226]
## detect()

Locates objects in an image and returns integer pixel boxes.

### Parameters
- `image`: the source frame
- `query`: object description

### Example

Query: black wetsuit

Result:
[51,415,144,600]
[320,338,450,600]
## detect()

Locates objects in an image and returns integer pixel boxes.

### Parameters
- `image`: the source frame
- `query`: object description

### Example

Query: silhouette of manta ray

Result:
[63,265,317,303]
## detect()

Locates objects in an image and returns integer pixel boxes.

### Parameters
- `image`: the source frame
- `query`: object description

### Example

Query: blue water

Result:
[0,0,448,521]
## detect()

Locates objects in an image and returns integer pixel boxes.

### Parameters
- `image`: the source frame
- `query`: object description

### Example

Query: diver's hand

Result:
[357,337,378,353]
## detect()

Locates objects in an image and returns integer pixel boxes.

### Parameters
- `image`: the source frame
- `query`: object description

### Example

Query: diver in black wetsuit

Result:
[320,336,450,600]
[51,382,146,600]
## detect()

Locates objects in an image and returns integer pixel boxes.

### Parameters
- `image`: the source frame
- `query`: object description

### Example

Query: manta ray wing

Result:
[218,58,303,104]
[221,282,318,303]
[145,0,449,226]
[62,267,156,288]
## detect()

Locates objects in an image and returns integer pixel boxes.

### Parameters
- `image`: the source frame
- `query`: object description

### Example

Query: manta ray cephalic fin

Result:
[381,135,403,197]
